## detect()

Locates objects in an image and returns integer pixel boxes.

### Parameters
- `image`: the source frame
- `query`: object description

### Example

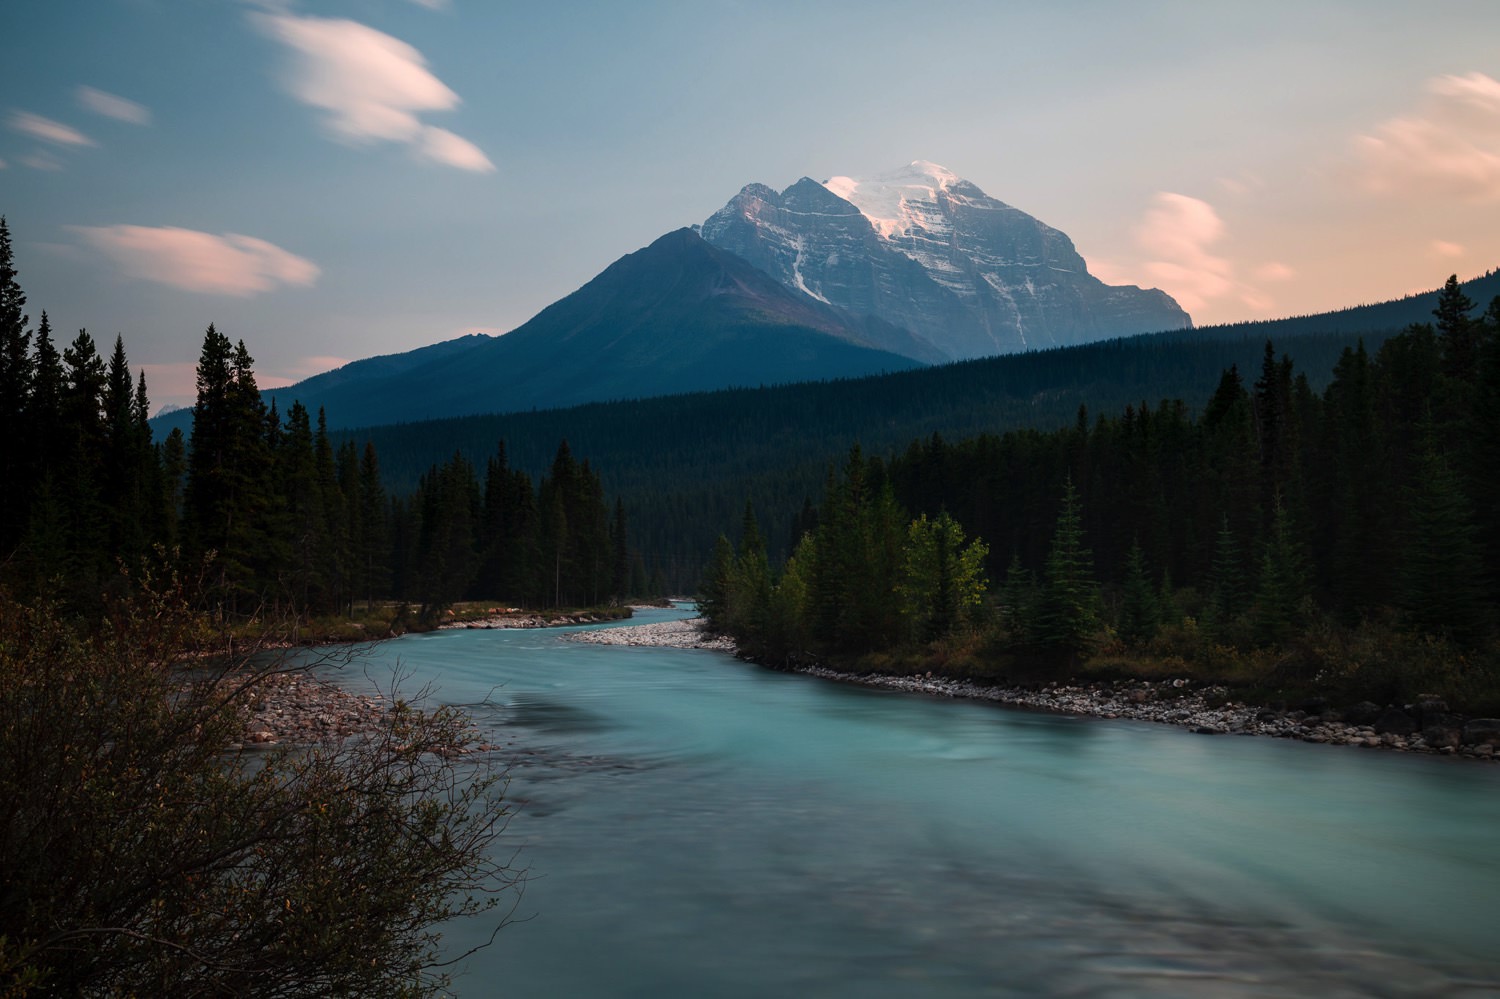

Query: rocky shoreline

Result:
[236,670,391,747]
[563,617,738,652]
[440,609,625,630]
[575,618,1500,761]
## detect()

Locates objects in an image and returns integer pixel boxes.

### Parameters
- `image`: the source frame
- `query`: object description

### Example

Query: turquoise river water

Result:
[322,605,1500,997]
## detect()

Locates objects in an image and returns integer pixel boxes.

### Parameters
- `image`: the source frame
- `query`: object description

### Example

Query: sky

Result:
[4,0,1500,410]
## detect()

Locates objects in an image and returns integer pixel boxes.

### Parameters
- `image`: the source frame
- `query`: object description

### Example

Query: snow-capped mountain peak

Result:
[824,160,966,240]
[701,164,1191,360]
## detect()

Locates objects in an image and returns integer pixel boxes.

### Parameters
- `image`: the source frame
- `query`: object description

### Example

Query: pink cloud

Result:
[1355,72,1500,201]
[72,225,320,296]
[253,12,494,172]
[8,110,94,147]
[1135,193,1234,313]
[75,86,151,126]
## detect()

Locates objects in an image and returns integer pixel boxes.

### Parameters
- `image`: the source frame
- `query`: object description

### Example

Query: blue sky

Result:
[4,0,1500,409]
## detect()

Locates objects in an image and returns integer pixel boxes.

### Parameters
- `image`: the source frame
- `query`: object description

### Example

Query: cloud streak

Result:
[1355,72,1500,201]
[1134,193,1235,313]
[8,110,94,147]
[252,12,494,172]
[76,86,151,125]
[72,225,320,296]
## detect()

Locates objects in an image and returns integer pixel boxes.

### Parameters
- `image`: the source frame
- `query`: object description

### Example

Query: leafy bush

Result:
[0,573,520,996]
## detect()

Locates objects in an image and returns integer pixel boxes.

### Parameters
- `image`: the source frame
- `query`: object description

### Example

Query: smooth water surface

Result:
[325,607,1500,997]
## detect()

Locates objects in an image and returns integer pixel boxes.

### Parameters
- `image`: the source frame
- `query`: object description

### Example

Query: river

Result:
[327,604,1500,997]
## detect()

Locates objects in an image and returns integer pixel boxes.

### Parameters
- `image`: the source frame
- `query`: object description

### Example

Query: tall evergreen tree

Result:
[1251,498,1310,647]
[1399,419,1487,641]
[1434,274,1480,383]
[1117,539,1159,646]
[1036,478,1099,658]
[0,217,32,552]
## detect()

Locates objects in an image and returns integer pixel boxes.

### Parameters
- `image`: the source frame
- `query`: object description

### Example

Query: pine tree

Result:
[0,217,33,552]
[1207,514,1249,631]
[1322,342,1389,617]
[1251,498,1309,647]
[1118,539,1159,646]
[356,442,389,609]
[999,552,1038,643]
[699,535,735,629]
[1037,479,1099,658]
[1435,274,1479,383]
[1399,419,1487,641]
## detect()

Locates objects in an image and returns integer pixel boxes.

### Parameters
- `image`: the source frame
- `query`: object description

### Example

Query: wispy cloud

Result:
[1355,71,1500,201]
[20,151,65,171]
[252,12,494,172]
[72,225,320,296]
[407,0,450,9]
[1430,239,1466,258]
[1134,193,1235,313]
[8,110,95,147]
[76,86,151,125]
[1097,193,1278,315]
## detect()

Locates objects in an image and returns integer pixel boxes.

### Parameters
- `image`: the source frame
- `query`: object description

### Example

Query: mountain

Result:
[699,161,1191,360]
[154,229,925,433]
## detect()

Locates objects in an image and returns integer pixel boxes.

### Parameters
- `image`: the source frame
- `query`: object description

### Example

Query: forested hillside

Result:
[348,322,1407,590]
[704,278,1500,713]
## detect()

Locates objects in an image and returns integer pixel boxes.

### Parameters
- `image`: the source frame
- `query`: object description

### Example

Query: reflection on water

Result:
[316,608,1500,997]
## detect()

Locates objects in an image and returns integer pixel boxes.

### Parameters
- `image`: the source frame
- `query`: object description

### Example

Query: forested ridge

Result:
[703,277,1500,714]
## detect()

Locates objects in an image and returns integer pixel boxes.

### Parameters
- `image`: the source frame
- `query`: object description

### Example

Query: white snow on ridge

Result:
[824,160,964,240]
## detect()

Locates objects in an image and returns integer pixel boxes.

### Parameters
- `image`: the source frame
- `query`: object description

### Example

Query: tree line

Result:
[702,277,1500,710]
[0,218,648,622]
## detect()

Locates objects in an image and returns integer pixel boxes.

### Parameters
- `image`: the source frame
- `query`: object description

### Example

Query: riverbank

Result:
[439,607,631,630]
[573,618,1500,761]
[237,670,390,746]
[564,616,738,651]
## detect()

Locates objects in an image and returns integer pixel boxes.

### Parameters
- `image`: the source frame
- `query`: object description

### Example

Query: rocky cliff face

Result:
[701,161,1190,360]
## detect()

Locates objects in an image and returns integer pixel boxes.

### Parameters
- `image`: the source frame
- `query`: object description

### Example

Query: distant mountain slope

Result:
[156,229,925,434]
[700,161,1191,359]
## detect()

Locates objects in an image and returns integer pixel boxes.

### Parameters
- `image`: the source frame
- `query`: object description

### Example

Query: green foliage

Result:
[1036,479,1100,657]
[898,512,989,642]
[1399,420,1488,641]
[1250,499,1310,647]
[999,553,1038,644]
[0,574,519,996]
[1117,540,1159,646]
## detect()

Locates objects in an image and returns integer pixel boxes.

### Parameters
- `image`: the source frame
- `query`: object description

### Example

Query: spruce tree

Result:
[1037,479,1099,659]
[1118,539,1159,646]
[999,552,1038,643]
[0,218,32,549]
[1434,274,1479,383]
[1251,498,1309,647]
[1207,514,1249,630]
[1400,419,1487,641]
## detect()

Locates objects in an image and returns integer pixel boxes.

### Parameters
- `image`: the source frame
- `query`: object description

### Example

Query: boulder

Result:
[1422,724,1463,750]
[1462,718,1500,746]
[1373,707,1417,737]
[1342,701,1383,726]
